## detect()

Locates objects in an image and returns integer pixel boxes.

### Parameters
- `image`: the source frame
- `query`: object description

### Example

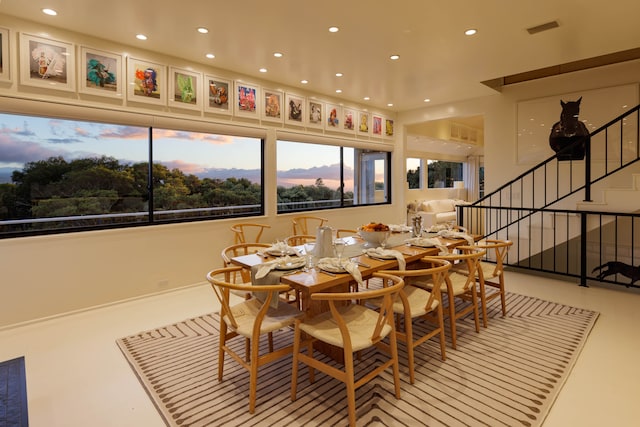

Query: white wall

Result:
[0,15,403,327]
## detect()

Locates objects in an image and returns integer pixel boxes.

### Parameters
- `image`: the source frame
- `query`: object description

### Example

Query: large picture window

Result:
[276,140,390,212]
[427,160,463,188]
[0,112,263,237]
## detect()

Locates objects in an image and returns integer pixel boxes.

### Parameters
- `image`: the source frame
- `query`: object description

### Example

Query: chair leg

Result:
[291,321,301,402]
[499,277,507,316]
[268,332,274,353]
[218,321,227,381]
[389,323,401,399]
[245,337,250,362]
[249,336,260,414]
[436,304,447,361]
[471,289,480,333]
[446,292,457,349]
[404,314,416,384]
[344,350,357,427]
[478,279,489,328]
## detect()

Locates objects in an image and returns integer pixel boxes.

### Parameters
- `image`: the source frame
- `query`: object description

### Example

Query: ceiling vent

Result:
[526,20,559,35]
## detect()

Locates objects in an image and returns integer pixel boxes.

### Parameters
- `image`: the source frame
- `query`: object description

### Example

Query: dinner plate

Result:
[406,238,437,248]
[274,259,306,270]
[317,261,347,273]
[266,248,297,256]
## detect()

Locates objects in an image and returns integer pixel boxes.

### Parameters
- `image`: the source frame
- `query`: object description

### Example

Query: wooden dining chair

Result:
[336,228,358,238]
[230,223,271,244]
[207,266,304,414]
[417,248,486,349]
[291,215,328,235]
[221,242,272,284]
[462,239,513,327]
[284,234,316,246]
[376,258,451,384]
[291,272,404,427]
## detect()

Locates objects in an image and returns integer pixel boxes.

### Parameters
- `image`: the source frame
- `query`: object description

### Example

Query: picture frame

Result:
[261,88,283,122]
[0,27,10,82]
[78,46,122,98]
[358,111,370,134]
[372,114,383,136]
[342,107,356,133]
[234,81,259,118]
[385,118,395,137]
[203,75,232,115]
[19,32,75,91]
[168,66,202,110]
[285,93,305,126]
[325,103,342,130]
[127,57,166,105]
[307,99,324,129]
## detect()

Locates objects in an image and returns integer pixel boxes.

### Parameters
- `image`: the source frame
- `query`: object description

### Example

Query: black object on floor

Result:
[0,356,29,427]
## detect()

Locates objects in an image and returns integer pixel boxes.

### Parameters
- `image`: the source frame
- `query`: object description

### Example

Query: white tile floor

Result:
[1,271,639,427]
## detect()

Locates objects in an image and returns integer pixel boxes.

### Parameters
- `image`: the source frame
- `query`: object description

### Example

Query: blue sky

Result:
[0,113,353,187]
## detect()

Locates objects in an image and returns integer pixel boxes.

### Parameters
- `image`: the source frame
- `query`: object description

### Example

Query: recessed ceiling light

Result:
[136,34,147,41]
[335,72,343,77]
[197,27,209,34]
[424,98,431,103]
[336,89,342,93]
[259,68,267,73]
[205,53,215,59]
[390,54,400,60]
[42,8,57,16]
[464,28,477,36]
[273,52,283,58]
[329,26,339,33]
[363,97,370,101]
[387,103,394,107]
[300,80,309,84]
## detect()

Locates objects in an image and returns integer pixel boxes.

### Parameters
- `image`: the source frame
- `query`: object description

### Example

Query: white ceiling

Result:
[1,0,640,113]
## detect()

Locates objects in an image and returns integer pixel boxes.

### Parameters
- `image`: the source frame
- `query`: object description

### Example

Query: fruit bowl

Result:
[358,224,391,247]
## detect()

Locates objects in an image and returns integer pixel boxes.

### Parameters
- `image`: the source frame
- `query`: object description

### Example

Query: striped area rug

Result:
[117,292,598,427]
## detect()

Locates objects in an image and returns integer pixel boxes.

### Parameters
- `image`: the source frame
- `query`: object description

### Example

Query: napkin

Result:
[254,255,300,279]
[405,237,449,255]
[316,257,364,287]
[364,248,406,270]
[250,260,294,309]
[437,229,474,246]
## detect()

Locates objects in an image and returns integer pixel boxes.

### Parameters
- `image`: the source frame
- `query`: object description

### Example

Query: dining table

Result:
[230,230,480,361]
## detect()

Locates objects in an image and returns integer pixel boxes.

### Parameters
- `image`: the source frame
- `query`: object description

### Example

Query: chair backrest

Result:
[474,239,513,277]
[230,223,271,244]
[336,228,358,238]
[221,243,271,283]
[206,266,291,330]
[284,234,316,246]
[310,272,404,346]
[427,247,486,291]
[291,215,328,235]
[379,259,451,313]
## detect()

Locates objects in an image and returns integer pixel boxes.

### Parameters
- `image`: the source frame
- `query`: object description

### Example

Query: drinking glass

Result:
[333,238,346,262]
[303,243,316,272]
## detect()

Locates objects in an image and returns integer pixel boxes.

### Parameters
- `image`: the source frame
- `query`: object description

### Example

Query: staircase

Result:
[459,104,640,288]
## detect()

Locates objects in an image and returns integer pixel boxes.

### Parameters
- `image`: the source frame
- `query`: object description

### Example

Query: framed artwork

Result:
[79,46,122,98]
[127,57,166,105]
[285,93,305,125]
[358,111,370,134]
[343,108,356,133]
[372,114,383,136]
[203,75,232,115]
[169,67,202,110]
[385,118,395,137]
[234,81,259,117]
[325,103,342,130]
[307,99,324,129]
[0,27,10,82]
[19,32,75,91]
[261,88,283,122]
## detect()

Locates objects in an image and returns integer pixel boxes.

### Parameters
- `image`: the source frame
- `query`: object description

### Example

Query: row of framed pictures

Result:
[0,29,394,136]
